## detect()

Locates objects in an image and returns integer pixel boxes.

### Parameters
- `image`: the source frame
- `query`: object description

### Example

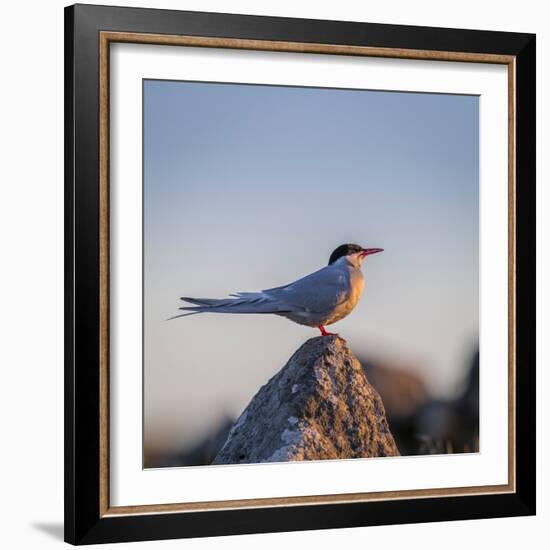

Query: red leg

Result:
[319,325,338,336]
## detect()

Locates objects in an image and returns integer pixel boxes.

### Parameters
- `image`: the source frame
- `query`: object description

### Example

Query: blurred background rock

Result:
[360,349,479,456]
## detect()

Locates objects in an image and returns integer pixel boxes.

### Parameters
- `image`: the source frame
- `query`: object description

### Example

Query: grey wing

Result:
[261,265,350,314]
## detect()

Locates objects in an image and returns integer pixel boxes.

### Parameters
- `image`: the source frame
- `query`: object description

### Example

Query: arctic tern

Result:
[169,243,383,336]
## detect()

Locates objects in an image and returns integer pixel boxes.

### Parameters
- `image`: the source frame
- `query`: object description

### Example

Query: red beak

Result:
[360,248,384,258]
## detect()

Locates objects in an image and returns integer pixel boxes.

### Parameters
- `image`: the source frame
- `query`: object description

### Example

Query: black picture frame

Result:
[65,3,536,545]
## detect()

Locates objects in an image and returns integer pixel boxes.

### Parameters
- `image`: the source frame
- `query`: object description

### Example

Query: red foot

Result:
[319,325,338,337]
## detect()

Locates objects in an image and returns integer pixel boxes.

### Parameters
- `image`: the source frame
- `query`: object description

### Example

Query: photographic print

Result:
[66,5,535,543]
[143,80,479,469]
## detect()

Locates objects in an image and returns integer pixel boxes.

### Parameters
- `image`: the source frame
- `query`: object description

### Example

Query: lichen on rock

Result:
[212,336,400,465]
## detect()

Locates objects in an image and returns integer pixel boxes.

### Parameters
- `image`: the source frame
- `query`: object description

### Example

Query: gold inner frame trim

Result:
[98,31,516,517]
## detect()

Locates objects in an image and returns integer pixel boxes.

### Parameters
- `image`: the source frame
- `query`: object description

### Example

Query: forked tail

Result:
[167,293,296,321]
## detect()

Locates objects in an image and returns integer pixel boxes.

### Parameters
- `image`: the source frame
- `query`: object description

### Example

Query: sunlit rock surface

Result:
[213,336,400,464]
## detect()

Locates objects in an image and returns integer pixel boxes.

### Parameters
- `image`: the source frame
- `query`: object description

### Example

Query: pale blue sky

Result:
[143,80,479,458]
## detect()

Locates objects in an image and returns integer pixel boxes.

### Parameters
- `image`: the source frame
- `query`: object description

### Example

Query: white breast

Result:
[325,267,365,325]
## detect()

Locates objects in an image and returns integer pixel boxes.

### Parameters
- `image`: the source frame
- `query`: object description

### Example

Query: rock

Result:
[213,336,400,465]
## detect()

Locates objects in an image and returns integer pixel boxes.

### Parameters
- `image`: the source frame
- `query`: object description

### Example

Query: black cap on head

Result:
[328,243,363,265]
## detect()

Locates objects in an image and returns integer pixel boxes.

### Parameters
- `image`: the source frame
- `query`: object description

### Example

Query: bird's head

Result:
[328,243,384,268]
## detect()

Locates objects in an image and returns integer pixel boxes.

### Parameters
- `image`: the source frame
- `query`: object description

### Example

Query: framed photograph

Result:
[64,4,536,545]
